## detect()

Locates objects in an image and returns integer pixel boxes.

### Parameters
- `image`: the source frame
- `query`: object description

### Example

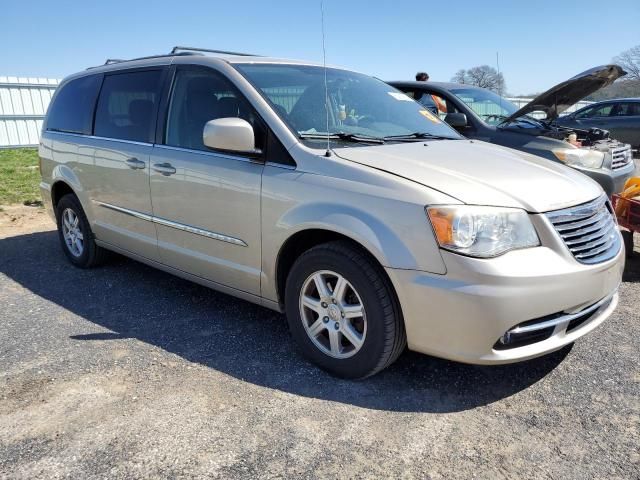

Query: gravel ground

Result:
[1,208,639,479]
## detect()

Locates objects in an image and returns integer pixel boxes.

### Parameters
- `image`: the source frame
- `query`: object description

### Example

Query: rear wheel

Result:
[56,194,108,268]
[285,241,406,378]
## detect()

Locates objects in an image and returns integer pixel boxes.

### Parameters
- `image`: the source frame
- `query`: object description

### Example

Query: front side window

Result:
[46,75,101,134]
[449,87,518,125]
[94,70,163,142]
[591,104,614,117]
[575,106,595,118]
[165,68,265,152]
[234,64,462,146]
[576,104,613,119]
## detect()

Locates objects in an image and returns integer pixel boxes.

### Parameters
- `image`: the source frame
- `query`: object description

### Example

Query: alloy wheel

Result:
[299,270,367,359]
[61,208,84,257]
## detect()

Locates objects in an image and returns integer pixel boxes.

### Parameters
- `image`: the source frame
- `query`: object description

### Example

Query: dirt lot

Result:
[1,206,639,479]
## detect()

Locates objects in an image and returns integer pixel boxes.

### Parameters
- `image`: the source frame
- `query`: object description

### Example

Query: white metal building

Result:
[0,76,60,148]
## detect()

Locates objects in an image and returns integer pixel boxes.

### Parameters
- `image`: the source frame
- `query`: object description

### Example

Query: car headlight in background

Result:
[427,206,540,258]
[552,147,604,169]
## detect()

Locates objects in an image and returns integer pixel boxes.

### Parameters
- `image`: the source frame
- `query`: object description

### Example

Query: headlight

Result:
[552,147,604,169]
[426,205,540,258]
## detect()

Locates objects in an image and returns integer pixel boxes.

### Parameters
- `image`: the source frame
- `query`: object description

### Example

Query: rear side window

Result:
[46,75,101,134]
[94,70,163,143]
[612,102,640,116]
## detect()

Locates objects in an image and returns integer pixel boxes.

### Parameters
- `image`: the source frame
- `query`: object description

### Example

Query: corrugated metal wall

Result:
[0,76,60,148]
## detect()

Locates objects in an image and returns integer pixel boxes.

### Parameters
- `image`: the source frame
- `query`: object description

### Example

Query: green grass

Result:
[0,148,42,206]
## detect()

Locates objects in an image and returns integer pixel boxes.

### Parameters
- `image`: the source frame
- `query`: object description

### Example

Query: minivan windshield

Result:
[449,87,519,125]
[235,64,462,145]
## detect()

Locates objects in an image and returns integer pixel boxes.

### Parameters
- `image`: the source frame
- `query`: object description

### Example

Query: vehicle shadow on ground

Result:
[7,232,636,413]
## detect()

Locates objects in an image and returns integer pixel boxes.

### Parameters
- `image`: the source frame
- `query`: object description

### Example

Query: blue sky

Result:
[2,0,639,94]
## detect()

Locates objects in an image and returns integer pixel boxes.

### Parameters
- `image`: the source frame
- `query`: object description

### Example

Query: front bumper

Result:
[386,238,625,365]
[574,160,635,196]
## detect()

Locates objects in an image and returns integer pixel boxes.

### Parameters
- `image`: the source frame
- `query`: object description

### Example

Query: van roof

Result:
[60,46,352,85]
[85,46,329,72]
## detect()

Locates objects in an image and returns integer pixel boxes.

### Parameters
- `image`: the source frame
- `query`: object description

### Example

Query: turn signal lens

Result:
[427,208,454,245]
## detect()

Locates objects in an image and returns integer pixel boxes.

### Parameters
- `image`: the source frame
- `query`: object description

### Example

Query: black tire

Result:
[621,229,634,258]
[55,193,108,268]
[284,240,406,379]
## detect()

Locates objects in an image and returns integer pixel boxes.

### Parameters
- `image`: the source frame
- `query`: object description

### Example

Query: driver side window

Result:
[165,68,265,152]
[576,104,612,119]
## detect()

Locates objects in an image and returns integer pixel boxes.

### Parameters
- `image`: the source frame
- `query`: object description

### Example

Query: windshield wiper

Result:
[499,116,543,128]
[299,132,385,144]
[384,132,457,141]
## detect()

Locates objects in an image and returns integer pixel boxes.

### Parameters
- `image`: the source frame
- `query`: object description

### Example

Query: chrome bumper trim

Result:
[510,291,616,334]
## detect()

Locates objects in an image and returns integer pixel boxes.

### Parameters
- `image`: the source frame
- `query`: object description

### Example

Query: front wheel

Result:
[285,241,406,378]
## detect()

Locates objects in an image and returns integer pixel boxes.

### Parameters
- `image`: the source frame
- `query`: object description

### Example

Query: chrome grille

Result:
[611,145,633,170]
[546,196,620,264]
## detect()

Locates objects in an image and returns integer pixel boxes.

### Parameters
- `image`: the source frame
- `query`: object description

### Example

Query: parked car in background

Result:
[555,98,640,151]
[40,48,624,378]
[390,65,636,196]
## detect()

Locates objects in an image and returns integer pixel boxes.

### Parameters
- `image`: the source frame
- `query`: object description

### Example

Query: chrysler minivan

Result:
[39,47,625,378]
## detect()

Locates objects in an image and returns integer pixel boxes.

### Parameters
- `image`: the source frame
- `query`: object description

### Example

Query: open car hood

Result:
[501,65,626,124]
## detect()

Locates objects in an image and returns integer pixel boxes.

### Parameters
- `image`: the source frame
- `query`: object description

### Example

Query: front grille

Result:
[546,196,620,264]
[611,145,633,170]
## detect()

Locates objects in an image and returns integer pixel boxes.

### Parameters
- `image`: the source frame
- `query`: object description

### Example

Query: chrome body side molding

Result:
[95,201,248,247]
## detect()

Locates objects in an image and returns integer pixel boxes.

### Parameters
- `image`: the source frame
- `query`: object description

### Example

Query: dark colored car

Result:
[390,65,636,195]
[555,98,640,150]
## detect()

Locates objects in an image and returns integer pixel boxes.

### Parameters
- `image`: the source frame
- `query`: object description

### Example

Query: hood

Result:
[334,140,602,212]
[502,65,626,123]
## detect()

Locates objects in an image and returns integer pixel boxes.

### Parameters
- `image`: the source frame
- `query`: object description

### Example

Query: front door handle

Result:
[152,163,176,176]
[125,157,146,170]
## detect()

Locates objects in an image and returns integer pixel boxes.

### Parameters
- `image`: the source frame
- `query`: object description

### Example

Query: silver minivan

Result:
[39,47,625,378]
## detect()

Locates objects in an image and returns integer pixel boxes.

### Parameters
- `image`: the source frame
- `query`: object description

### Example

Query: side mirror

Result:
[203,118,261,156]
[444,112,468,128]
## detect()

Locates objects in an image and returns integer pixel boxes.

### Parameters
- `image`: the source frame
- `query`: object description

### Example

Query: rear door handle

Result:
[125,157,146,170]
[152,162,176,176]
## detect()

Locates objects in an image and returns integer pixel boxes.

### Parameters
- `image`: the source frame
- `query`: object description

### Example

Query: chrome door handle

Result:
[152,163,176,176]
[125,157,146,169]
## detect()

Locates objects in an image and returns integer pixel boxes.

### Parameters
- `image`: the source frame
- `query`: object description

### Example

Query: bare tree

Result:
[450,65,506,93]
[451,69,467,84]
[613,45,640,81]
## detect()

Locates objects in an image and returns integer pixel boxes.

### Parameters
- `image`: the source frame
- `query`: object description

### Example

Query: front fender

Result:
[278,202,418,269]
[260,167,448,303]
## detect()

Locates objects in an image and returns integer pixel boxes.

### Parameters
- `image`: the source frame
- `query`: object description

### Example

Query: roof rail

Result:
[171,46,260,57]
[88,46,258,70]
